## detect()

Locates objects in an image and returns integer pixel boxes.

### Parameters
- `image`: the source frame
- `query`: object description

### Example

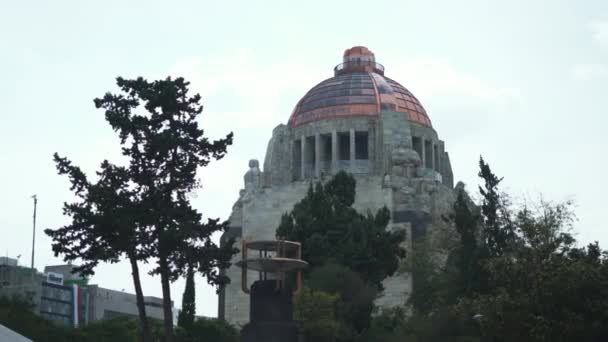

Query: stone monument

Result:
[220,46,459,326]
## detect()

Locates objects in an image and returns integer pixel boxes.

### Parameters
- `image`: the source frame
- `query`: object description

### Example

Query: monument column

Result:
[349,129,356,171]
[430,141,436,171]
[421,137,426,169]
[300,135,306,179]
[436,144,441,172]
[315,133,321,177]
[331,131,338,173]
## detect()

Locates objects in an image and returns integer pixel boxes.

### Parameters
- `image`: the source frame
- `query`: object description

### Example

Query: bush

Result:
[176,318,239,342]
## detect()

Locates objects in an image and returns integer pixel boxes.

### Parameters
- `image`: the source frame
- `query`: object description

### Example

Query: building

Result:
[0,262,83,326]
[219,46,459,326]
[0,257,18,267]
[86,285,165,322]
[0,262,170,327]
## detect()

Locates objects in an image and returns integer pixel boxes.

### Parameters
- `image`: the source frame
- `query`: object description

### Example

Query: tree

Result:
[455,201,608,341]
[45,157,155,342]
[276,171,406,289]
[294,287,340,342]
[46,76,238,342]
[0,296,77,342]
[478,157,517,257]
[175,318,239,342]
[277,172,405,342]
[178,265,196,330]
[399,158,608,341]
[307,263,377,342]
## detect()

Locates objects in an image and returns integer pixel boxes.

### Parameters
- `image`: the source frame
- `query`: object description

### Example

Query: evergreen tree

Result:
[178,265,196,330]
[383,158,608,341]
[276,171,406,289]
[45,157,154,342]
[46,76,238,342]
[478,157,517,257]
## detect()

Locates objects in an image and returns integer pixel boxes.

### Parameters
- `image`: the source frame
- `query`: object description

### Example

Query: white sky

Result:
[1,0,607,317]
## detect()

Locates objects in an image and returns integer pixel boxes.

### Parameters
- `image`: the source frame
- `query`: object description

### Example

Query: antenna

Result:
[31,195,37,270]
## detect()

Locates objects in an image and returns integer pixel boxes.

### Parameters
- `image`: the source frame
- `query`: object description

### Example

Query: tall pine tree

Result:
[276,171,405,290]
[178,265,196,330]
[46,76,237,342]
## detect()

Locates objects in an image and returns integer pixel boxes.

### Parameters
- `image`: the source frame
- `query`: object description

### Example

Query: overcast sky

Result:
[1,0,607,318]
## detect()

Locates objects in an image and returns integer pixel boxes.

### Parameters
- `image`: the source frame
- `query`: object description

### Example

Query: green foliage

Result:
[0,295,238,342]
[175,318,239,342]
[45,76,238,342]
[0,296,77,342]
[478,157,517,257]
[294,287,339,342]
[78,318,141,342]
[276,171,405,289]
[367,307,480,342]
[277,172,405,342]
[454,203,608,341]
[307,263,377,341]
[373,158,608,341]
[0,296,169,342]
[177,266,196,330]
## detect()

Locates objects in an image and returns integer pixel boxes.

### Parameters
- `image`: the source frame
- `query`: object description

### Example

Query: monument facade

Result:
[219,46,458,326]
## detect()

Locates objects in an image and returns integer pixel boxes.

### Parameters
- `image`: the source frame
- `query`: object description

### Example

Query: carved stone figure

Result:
[244,159,263,193]
[391,145,421,178]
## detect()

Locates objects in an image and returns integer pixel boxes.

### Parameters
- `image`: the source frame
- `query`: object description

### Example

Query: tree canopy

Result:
[370,157,608,342]
[45,76,237,342]
[276,171,406,289]
[277,171,406,342]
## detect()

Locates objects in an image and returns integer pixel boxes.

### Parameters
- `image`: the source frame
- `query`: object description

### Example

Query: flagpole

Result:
[31,195,37,269]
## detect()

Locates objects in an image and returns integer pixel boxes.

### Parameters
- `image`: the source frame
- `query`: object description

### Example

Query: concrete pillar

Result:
[368,126,375,174]
[315,133,321,177]
[331,131,338,174]
[435,144,441,172]
[421,137,426,169]
[431,142,436,171]
[349,129,356,171]
[300,135,306,179]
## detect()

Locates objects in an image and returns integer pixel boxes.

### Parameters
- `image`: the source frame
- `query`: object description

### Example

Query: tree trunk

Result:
[129,255,153,342]
[159,256,175,342]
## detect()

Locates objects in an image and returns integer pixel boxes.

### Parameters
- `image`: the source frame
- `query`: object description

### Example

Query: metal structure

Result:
[236,239,308,342]
[236,239,307,294]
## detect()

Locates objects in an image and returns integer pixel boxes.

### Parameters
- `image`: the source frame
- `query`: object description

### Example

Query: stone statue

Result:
[244,159,263,192]
[382,173,391,188]
[390,145,421,178]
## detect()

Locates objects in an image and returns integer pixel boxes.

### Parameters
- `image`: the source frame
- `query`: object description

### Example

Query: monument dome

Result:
[219,46,457,326]
[289,46,431,128]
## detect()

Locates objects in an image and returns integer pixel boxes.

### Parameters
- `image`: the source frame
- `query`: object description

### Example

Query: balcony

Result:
[334,60,385,76]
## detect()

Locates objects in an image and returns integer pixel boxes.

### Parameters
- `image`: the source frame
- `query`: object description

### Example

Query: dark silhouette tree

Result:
[276,171,406,290]
[371,158,608,341]
[45,76,237,342]
[45,157,154,342]
[178,265,196,330]
[478,157,517,257]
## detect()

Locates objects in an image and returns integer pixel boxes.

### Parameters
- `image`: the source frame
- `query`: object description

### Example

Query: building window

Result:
[412,136,422,162]
[292,140,302,181]
[338,132,350,161]
[355,131,369,160]
[424,140,433,169]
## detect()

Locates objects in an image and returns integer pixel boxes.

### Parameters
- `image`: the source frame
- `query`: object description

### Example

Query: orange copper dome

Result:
[288,47,432,128]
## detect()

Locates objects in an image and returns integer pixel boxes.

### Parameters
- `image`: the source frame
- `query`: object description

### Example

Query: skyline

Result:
[1,0,607,317]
